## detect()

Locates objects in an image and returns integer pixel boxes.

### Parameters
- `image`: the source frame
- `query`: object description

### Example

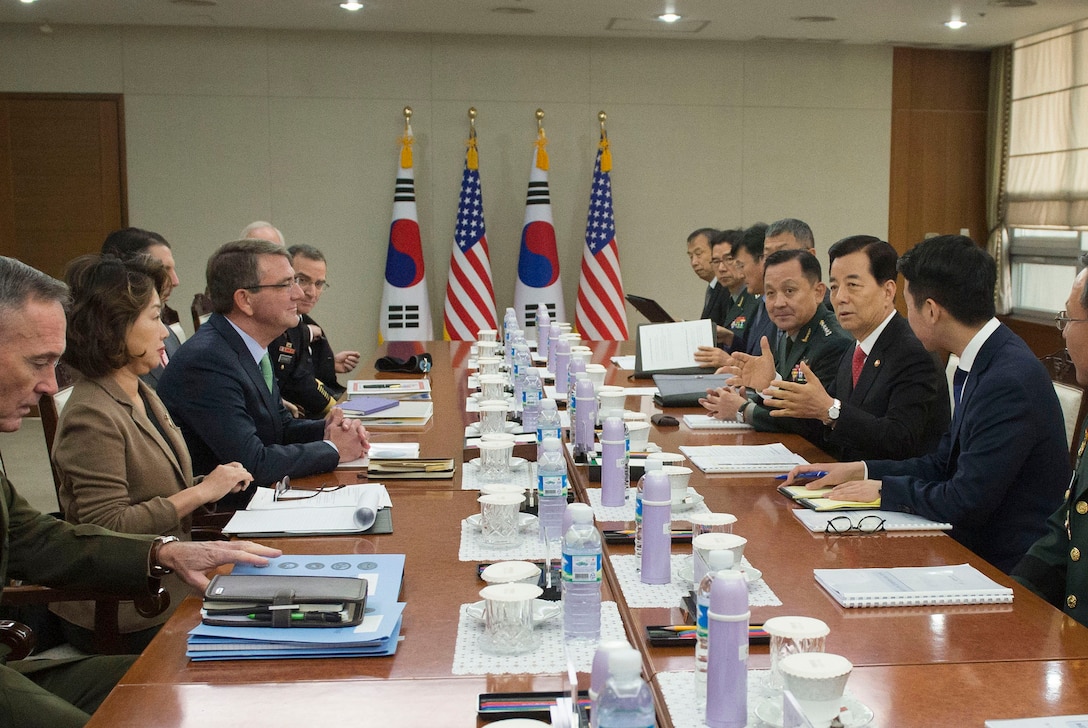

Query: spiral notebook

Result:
[679,443,808,473]
[682,414,754,431]
[792,509,952,532]
[814,563,1013,608]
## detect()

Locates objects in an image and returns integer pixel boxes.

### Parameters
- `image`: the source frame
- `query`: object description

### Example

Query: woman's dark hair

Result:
[63,254,168,378]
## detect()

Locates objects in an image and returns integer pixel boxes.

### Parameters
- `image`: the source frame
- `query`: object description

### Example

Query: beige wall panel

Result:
[122,26,269,97]
[431,35,591,103]
[268,30,433,100]
[0,24,123,92]
[588,38,745,107]
[740,106,891,256]
[743,43,893,109]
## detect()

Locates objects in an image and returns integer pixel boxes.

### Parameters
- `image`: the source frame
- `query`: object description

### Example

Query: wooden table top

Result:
[85,340,1088,727]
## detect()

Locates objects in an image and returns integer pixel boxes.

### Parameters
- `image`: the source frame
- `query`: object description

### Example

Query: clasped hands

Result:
[325,407,370,462]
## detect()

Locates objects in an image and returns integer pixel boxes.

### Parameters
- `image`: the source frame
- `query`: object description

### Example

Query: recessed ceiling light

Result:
[339,2,364,10]
[657,13,682,23]
[944,19,967,29]
[20,0,38,4]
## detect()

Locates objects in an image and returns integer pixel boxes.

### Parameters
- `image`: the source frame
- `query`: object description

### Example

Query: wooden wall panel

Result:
[888,48,989,257]
[0,94,126,279]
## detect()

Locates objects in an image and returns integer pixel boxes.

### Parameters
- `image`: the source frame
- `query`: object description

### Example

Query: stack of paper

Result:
[346,400,433,427]
[679,443,808,473]
[223,484,391,536]
[814,563,1013,608]
[187,554,406,660]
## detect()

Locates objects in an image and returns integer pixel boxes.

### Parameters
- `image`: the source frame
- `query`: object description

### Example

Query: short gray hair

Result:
[766,218,815,249]
[0,256,70,318]
[240,220,285,245]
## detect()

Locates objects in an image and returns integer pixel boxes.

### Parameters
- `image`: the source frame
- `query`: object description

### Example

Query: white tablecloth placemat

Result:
[461,460,536,491]
[458,518,548,561]
[608,554,782,608]
[656,669,874,728]
[585,487,711,522]
[452,601,625,675]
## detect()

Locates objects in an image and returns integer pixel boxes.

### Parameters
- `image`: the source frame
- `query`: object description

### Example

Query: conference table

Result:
[86,340,1088,727]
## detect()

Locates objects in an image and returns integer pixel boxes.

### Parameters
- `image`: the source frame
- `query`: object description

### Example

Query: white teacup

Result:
[693,532,746,585]
[477,400,510,435]
[477,340,499,359]
[662,465,693,502]
[763,615,831,691]
[598,386,627,417]
[477,328,498,343]
[585,363,607,389]
[478,582,542,655]
[480,560,541,585]
[477,493,524,547]
[779,652,853,727]
[477,356,503,376]
[626,421,651,451]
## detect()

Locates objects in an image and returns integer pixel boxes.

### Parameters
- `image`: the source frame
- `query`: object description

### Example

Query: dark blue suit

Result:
[158,313,337,489]
[869,324,1069,573]
[737,297,777,357]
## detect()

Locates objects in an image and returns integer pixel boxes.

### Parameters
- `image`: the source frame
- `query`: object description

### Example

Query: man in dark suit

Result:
[0,255,279,727]
[789,235,1069,573]
[270,244,360,418]
[694,223,772,370]
[693,229,760,368]
[159,239,369,491]
[1013,256,1088,626]
[755,236,949,460]
[686,227,723,320]
[700,249,852,424]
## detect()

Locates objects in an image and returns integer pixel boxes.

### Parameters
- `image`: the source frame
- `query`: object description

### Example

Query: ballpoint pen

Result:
[774,471,828,480]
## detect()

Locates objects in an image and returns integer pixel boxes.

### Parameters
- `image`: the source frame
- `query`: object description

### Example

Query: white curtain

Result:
[1008,21,1088,228]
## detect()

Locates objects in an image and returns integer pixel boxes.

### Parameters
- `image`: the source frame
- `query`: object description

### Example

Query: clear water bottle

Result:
[633,458,663,564]
[695,550,735,703]
[502,308,517,355]
[591,640,633,728]
[562,503,602,642]
[511,342,532,415]
[596,649,655,728]
[536,399,562,460]
[537,437,569,542]
[522,367,543,432]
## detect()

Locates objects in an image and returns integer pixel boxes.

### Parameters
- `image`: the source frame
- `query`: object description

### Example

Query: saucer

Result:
[465,598,562,626]
[673,557,762,589]
[755,695,874,728]
[468,457,528,470]
[463,513,538,532]
[467,422,521,436]
[671,489,705,512]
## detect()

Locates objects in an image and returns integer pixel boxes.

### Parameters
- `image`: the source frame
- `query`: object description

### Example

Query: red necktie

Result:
[851,345,865,387]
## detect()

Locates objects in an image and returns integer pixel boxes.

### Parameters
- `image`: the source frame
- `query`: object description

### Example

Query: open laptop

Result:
[625,294,676,324]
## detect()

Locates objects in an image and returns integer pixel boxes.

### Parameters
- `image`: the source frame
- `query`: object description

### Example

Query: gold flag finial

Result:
[534,109,548,171]
[598,111,612,172]
[466,108,479,170]
[400,107,414,168]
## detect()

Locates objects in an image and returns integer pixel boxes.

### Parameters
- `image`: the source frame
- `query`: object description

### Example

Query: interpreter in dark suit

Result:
[685,227,722,319]
[1013,257,1088,627]
[753,236,949,461]
[0,255,279,728]
[51,255,253,653]
[101,227,185,389]
[787,236,1069,573]
[158,239,369,497]
[269,245,359,419]
[699,249,853,426]
[694,223,770,369]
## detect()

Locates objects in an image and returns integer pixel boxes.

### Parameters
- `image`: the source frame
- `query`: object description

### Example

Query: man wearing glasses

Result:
[269,244,360,418]
[1013,257,1088,626]
[159,240,369,505]
[786,235,1069,573]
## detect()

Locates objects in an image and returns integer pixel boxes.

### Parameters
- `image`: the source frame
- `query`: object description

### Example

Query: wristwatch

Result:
[148,535,180,579]
[827,398,841,425]
[735,402,748,424]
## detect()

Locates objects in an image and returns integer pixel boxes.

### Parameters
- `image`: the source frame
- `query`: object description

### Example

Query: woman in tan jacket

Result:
[51,254,252,653]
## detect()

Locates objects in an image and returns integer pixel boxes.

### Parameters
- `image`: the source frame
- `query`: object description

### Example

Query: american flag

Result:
[443,138,496,340]
[575,136,628,341]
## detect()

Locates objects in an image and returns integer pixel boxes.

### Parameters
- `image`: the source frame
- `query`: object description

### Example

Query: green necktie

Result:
[259,353,274,393]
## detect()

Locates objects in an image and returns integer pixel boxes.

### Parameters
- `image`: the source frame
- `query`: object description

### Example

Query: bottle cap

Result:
[602,417,625,438]
[608,648,643,678]
[642,470,670,502]
[568,502,594,524]
[592,639,633,694]
[540,399,558,413]
[709,570,749,618]
[542,437,561,452]
[643,458,663,472]
[576,378,595,397]
[556,338,571,354]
